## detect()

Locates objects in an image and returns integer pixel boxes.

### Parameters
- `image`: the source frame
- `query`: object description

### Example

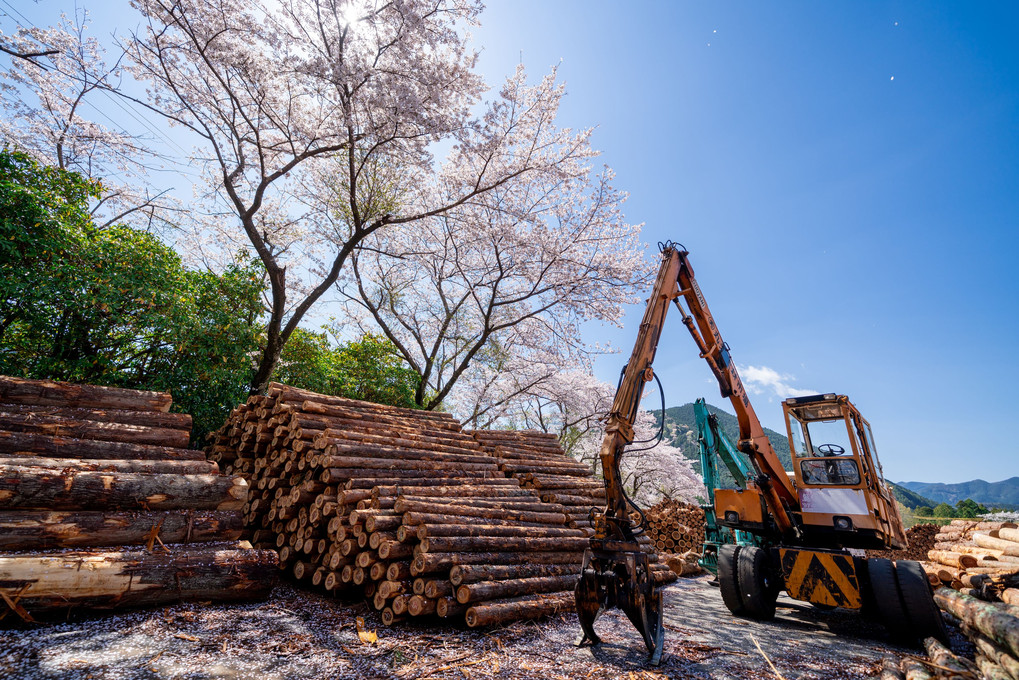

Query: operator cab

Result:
[783,394,906,550]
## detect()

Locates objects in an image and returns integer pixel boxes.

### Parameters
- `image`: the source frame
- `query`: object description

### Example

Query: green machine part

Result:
[694,398,761,574]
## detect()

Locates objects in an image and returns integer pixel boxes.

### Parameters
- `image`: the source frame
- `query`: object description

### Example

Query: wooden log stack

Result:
[0,375,275,620]
[643,498,706,555]
[205,389,676,629]
[920,520,1019,599]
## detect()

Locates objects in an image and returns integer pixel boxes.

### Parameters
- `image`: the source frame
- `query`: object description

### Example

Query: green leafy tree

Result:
[272,331,420,409]
[915,505,934,517]
[955,498,989,519]
[932,502,955,518]
[0,150,262,438]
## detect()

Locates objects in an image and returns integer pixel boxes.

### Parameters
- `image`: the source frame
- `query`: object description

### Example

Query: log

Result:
[0,467,248,511]
[928,550,979,569]
[0,413,189,448]
[975,655,1011,680]
[0,376,172,412]
[0,431,204,460]
[436,596,467,619]
[456,574,577,604]
[0,457,218,475]
[0,405,192,432]
[967,629,1019,680]
[394,500,567,524]
[999,528,1019,544]
[900,657,934,680]
[450,563,582,586]
[399,495,555,514]
[419,536,590,554]
[975,534,1019,557]
[1003,589,1019,606]
[412,551,582,575]
[465,591,575,627]
[319,457,497,472]
[879,656,905,680]
[415,524,589,540]
[923,636,980,677]
[402,512,564,528]
[0,510,243,550]
[934,587,1019,658]
[408,595,436,616]
[0,543,276,615]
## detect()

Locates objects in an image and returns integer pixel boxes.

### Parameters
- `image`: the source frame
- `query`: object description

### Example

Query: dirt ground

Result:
[0,575,947,680]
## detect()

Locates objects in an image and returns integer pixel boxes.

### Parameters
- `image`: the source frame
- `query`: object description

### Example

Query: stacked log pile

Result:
[207,386,604,627]
[465,429,676,623]
[0,375,276,619]
[931,589,1019,680]
[644,498,706,554]
[920,520,1019,599]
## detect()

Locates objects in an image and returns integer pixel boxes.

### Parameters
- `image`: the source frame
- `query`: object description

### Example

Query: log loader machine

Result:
[576,243,946,664]
[693,398,761,575]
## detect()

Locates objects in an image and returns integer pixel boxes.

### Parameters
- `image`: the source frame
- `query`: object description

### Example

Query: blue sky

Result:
[472,2,1019,485]
[7,2,1018,485]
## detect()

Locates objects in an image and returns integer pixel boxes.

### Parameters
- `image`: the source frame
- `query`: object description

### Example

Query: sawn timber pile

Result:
[0,375,276,620]
[207,387,674,628]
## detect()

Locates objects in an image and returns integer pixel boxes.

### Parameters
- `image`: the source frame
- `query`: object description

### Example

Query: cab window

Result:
[799,458,861,486]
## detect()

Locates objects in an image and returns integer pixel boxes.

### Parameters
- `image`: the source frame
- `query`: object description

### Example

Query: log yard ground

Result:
[0,575,947,680]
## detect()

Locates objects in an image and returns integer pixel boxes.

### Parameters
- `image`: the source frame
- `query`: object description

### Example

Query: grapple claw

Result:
[573,543,665,665]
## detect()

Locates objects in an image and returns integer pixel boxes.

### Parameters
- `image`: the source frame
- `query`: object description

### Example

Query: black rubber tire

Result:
[867,558,911,641]
[737,546,778,621]
[717,544,746,615]
[896,560,950,645]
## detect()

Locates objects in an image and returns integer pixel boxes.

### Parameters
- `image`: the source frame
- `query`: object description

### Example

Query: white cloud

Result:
[740,365,816,400]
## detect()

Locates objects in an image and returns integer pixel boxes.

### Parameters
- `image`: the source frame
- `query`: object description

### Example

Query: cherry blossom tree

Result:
[120,0,639,395]
[0,12,179,230]
[501,369,705,506]
[336,80,651,412]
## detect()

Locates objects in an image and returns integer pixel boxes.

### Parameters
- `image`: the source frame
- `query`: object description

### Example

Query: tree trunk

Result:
[0,376,172,412]
[419,535,590,554]
[0,467,247,511]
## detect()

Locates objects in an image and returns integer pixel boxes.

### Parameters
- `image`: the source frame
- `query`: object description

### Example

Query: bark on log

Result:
[923,636,981,677]
[401,512,558,528]
[929,550,979,569]
[934,587,1019,658]
[408,595,436,616]
[967,629,1019,680]
[0,404,191,431]
[0,413,189,448]
[0,543,276,615]
[0,431,204,461]
[975,655,1011,680]
[456,574,577,604]
[416,524,588,541]
[0,510,243,550]
[394,500,567,525]
[0,467,247,511]
[879,656,905,680]
[412,551,582,575]
[0,457,218,475]
[0,376,172,412]
[465,591,575,627]
[318,457,497,472]
[419,536,590,554]
[450,563,582,586]
[900,658,934,680]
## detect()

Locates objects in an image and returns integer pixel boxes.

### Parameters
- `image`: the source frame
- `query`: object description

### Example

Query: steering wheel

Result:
[817,444,845,456]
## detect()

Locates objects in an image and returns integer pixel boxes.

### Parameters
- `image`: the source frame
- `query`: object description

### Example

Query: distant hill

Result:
[886,481,937,510]
[899,478,1019,509]
[652,402,792,489]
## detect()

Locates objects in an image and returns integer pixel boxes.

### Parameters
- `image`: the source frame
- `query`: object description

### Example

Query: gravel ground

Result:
[0,576,942,680]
